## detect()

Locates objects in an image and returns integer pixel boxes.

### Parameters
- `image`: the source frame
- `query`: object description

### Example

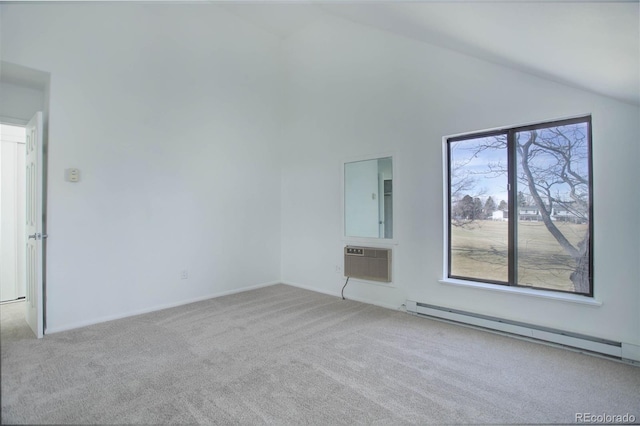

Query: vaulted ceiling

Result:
[221,1,640,106]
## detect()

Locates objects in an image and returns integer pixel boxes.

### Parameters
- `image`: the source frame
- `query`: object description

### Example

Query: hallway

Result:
[0,300,34,343]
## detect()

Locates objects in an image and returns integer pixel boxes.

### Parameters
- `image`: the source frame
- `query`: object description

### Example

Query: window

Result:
[446,116,592,296]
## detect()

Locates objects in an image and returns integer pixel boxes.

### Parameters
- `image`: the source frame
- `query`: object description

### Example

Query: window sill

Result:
[341,237,399,246]
[439,278,602,306]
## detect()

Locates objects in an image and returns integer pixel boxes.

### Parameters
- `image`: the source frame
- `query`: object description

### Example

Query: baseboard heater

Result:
[405,301,623,359]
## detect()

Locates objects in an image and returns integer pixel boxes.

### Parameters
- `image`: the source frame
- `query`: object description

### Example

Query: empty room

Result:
[1,1,639,424]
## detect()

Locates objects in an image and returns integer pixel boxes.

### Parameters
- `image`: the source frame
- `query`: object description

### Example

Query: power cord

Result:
[341,276,350,300]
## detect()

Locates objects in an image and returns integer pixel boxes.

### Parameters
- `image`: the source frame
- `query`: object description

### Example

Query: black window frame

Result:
[446,116,593,297]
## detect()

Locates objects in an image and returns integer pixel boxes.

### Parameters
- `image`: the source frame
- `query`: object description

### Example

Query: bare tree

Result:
[450,144,488,227]
[484,196,497,218]
[516,127,590,293]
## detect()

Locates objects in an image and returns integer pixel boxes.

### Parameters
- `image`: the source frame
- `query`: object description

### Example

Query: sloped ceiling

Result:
[221,1,640,106]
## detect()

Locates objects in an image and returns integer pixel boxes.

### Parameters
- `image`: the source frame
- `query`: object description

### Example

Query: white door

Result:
[25,112,44,338]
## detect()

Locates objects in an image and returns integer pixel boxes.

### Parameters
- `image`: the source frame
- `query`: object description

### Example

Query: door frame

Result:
[0,113,47,337]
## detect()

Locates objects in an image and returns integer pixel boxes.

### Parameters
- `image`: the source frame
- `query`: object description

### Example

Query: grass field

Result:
[450,220,588,292]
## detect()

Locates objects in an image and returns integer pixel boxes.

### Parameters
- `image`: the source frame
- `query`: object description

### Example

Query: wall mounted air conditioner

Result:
[344,246,392,282]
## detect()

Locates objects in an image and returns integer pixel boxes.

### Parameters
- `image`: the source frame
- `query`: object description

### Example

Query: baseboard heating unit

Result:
[405,301,628,360]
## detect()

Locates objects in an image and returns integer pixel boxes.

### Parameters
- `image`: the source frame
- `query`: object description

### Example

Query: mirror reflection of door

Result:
[344,156,392,239]
[383,179,392,238]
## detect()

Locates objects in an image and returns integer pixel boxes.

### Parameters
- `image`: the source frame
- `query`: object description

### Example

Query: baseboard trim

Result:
[45,280,280,335]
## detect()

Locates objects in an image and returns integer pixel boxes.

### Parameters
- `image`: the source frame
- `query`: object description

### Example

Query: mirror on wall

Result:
[344,157,393,239]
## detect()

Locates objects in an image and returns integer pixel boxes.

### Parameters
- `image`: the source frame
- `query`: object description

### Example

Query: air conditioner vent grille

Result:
[344,246,392,282]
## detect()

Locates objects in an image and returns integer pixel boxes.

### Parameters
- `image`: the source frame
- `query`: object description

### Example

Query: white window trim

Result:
[439,278,602,306]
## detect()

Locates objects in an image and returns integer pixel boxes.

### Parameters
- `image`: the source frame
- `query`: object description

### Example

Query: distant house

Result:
[552,207,585,224]
[519,206,541,221]
[492,210,508,221]
[516,205,586,223]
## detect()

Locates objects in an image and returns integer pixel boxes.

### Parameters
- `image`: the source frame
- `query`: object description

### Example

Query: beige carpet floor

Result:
[1,284,639,424]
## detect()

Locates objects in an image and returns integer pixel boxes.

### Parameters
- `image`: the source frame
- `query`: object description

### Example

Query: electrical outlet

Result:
[65,168,80,182]
[180,270,188,280]
[335,265,342,274]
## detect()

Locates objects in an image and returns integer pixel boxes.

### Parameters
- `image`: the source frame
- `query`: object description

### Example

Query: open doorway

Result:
[1,61,50,337]
[1,123,27,303]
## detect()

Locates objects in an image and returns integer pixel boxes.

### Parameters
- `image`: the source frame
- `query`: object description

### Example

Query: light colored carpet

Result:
[1,284,638,425]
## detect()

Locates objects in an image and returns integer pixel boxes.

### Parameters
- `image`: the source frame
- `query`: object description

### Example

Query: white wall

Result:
[0,82,45,124]
[280,15,640,346]
[345,159,379,238]
[0,3,284,332]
